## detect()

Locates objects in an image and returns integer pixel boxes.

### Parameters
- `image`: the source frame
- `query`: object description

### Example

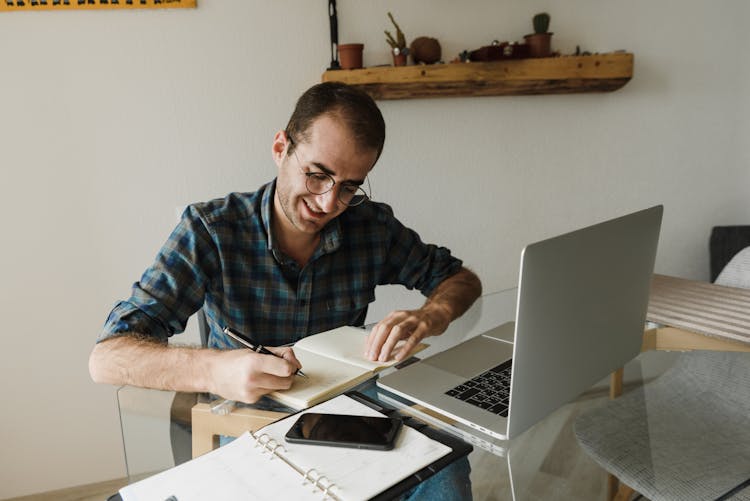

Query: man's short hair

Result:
[285,82,386,162]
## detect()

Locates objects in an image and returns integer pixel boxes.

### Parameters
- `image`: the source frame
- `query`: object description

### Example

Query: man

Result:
[90,81,480,499]
[89,82,481,402]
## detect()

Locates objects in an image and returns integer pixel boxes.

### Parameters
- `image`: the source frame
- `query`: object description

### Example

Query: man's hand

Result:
[364,267,482,362]
[209,346,303,403]
[89,335,303,404]
[364,306,450,362]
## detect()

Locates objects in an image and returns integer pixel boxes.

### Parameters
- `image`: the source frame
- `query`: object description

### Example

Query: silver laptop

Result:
[377,205,663,440]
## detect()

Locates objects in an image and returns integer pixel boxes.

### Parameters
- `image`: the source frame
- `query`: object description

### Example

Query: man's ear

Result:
[271,130,289,168]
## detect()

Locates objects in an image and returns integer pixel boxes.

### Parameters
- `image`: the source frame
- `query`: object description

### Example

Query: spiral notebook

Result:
[118,393,470,501]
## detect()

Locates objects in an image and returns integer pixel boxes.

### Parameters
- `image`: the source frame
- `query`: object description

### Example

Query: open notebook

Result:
[119,394,453,501]
[269,326,426,409]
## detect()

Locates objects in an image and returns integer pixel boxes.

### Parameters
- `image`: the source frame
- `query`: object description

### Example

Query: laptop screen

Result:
[507,205,663,437]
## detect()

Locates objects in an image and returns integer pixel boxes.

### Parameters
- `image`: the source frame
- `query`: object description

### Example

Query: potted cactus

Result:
[524,12,553,58]
[385,12,409,66]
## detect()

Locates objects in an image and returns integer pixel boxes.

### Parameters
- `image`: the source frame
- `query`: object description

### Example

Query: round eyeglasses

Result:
[287,136,371,207]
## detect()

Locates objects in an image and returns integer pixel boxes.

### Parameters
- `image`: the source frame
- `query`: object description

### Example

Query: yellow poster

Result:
[0,0,195,11]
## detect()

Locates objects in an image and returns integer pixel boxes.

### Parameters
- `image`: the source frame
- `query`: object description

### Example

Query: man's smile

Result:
[303,198,328,218]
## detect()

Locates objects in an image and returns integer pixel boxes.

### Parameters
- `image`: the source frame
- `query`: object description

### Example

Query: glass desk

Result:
[117,286,614,501]
[117,380,615,501]
[115,277,750,500]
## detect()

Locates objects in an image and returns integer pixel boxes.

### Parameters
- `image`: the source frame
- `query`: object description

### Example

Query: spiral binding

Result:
[303,469,337,499]
[253,433,286,457]
[251,432,341,500]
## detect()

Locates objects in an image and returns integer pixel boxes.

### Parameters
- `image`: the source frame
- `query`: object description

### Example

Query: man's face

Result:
[272,115,378,237]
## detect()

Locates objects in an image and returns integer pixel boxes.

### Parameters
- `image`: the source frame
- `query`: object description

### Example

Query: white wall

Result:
[0,1,748,497]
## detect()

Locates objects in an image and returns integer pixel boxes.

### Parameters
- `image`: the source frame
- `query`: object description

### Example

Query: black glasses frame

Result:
[286,134,371,207]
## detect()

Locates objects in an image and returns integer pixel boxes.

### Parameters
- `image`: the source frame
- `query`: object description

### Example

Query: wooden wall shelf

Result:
[321,52,633,100]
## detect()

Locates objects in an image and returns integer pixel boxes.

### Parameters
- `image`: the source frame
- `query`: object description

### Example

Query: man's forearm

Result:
[88,335,219,393]
[423,267,482,328]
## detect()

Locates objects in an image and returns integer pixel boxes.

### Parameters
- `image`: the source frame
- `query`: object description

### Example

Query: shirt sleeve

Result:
[98,205,220,343]
[377,206,463,297]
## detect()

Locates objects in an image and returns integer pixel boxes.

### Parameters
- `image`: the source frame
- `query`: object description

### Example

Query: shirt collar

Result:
[261,179,277,251]
[262,178,342,255]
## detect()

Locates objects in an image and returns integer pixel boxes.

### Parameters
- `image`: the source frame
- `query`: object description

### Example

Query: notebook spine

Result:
[251,431,341,501]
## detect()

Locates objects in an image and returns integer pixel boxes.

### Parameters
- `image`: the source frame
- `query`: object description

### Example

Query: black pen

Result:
[223,326,308,378]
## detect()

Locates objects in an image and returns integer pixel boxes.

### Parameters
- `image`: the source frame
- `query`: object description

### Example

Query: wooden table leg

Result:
[609,367,624,399]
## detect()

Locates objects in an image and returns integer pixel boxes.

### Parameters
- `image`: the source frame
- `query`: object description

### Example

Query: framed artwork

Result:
[1,0,195,11]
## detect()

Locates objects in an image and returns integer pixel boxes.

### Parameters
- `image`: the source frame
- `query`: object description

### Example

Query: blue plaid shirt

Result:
[100,180,463,349]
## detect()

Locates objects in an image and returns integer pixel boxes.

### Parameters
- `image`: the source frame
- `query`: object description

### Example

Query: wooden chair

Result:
[579,231,750,501]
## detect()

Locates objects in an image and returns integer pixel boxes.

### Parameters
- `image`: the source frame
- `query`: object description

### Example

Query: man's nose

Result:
[317,188,340,212]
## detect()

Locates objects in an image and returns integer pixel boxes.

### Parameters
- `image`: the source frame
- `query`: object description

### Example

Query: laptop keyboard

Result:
[444,359,512,417]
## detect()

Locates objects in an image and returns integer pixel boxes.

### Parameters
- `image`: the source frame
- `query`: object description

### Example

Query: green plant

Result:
[384,12,407,50]
[533,12,550,34]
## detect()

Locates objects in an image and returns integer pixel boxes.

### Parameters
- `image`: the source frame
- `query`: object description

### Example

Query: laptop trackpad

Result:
[423,334,514,380]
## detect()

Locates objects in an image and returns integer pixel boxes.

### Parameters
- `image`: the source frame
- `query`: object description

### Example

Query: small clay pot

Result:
[338,43,364,69]
[523,33,552,58]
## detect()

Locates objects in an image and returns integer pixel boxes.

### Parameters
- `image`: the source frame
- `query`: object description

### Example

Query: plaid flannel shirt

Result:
[100,180,463,349]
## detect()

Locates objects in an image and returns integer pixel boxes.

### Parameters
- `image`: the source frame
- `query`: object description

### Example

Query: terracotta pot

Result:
[338,43,364,69]
[524,33,553,58]
[392,52,407,66]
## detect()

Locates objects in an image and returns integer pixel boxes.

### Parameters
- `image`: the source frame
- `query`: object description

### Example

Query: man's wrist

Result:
[190,348,222,395]
[420,301,453,333]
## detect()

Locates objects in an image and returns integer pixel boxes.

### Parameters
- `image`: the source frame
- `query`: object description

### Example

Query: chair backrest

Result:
[197,309,209,348]
[700,225,750,406]
[714,247,750,289]
[710,225,750,282]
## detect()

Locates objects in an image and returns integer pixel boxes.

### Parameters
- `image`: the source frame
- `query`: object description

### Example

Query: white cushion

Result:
[715,246,750,289]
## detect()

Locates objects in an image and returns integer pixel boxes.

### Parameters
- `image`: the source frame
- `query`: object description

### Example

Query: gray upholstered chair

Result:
[574,236,750,501]
[575,350,750,500]
[714,246,750,290]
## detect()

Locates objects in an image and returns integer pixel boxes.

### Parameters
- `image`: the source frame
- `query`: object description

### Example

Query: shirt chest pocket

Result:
[326,290,375,312]
[324,290,375,327]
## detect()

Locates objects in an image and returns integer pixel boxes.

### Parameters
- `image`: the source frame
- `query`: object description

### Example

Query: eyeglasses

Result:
[287,136,370,207]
